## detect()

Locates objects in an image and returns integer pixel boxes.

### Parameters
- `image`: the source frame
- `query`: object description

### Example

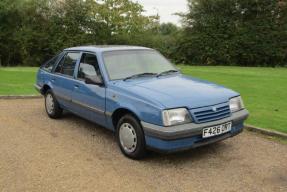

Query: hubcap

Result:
[46,94,54,114]
[119,123,137,153]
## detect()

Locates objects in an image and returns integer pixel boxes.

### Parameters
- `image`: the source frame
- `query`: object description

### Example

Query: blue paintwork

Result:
[36,46,245,152]
[108,75,238,109]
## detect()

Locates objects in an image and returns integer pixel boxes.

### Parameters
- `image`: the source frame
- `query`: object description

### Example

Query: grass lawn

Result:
[0,67,38,95]
[0,66,286,133]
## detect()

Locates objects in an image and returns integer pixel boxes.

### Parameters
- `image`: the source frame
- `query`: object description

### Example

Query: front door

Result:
[71,52,106,127]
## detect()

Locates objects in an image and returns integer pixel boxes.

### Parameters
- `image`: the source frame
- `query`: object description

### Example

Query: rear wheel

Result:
[45,90,63,119]
[116,114,146,159]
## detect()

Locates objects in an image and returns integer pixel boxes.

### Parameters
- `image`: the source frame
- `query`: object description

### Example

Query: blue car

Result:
[35,46,249,159]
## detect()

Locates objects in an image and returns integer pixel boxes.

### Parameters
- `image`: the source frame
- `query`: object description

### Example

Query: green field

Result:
[0,67,38,95]
[0,66,286,133]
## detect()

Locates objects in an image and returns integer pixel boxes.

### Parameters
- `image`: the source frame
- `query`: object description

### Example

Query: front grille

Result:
[190,102,231,123]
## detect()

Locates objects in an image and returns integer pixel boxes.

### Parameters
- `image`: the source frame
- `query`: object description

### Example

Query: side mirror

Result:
[84,75,104,86]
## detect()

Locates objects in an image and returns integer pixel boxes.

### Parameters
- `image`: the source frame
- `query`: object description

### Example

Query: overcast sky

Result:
[133,0,188,25]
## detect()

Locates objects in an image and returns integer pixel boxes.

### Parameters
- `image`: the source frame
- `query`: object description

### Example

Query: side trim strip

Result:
[53,93,107,115]
[34,84,41,93]
[72,99,105,114]
[105,111,112,116]
[54,93,71,102]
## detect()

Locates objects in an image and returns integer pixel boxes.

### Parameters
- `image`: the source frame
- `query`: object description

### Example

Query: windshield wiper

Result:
[156,69,179,77]
[123,72,157,81]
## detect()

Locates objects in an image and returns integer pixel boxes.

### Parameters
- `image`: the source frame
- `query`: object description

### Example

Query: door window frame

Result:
[52,51,81,79]
[41,52,65,73]
[74,51,105,86]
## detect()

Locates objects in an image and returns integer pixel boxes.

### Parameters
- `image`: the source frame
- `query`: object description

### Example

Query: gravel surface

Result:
[0,98,286,192]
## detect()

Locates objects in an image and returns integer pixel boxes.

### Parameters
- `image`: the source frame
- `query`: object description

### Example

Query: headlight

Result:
[162,108,192,126]
[229,96,244,112]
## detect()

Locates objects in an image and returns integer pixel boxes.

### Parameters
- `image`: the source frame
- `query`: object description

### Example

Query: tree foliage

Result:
[0,0,160,66]
[178,0,287,66]
[0,0,286,67]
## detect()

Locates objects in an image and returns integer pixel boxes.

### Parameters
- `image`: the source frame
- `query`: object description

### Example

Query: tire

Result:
[116,114,146,159]
[44,90,63,119]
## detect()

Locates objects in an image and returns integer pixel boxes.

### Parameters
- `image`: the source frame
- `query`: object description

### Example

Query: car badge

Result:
[212,107,217,112]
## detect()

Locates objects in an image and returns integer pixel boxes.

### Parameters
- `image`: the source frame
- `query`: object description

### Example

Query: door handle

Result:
[51,78,55,82]
[74,84,79,88]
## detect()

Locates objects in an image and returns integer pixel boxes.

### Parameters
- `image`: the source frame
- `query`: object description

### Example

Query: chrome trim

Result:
[52,72,75,80]
[105,111,113,116]
[54,93,71,102]
[72,99,105,114]
[53,92,106,115]
[34,84,42,93]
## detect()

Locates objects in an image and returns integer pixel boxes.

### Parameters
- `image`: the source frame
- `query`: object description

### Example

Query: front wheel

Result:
[45,90,63,119]
[116,114,146,159]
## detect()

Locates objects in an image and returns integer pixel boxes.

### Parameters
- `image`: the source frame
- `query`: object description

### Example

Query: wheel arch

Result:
[111,108,141,129]
[41,84,51,95]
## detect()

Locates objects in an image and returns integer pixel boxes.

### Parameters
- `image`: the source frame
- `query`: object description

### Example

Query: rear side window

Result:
[77,53,101,80]
[55,52,81,77]
[42,54,62,72]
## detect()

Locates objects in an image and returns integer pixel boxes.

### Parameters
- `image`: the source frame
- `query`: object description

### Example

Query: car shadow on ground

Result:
[60,111,232,164]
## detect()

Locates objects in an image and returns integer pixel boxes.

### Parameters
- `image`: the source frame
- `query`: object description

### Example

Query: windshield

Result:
[102,50,177,80]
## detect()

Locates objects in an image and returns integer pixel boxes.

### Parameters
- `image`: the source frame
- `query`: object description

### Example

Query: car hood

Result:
[113,75,239,109]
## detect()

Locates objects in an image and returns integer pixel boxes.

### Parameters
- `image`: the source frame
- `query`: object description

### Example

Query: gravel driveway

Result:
[0,98,286,192]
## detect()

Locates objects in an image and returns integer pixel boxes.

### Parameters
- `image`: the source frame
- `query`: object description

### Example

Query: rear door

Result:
[71,52,106,126]
[51,52,81,109]
[37,53,64,88]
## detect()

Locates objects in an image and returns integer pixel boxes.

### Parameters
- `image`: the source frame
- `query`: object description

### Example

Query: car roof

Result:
[64,45,152,53]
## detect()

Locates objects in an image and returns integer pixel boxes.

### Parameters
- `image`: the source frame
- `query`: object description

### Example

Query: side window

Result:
[42,54,61,72]
[55,52,81,76]
[77,53,101,80]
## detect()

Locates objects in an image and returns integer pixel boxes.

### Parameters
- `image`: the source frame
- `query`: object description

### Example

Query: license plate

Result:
[202,122,232,138]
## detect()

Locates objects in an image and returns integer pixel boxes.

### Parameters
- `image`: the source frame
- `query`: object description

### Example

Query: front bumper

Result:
[141,109,249,152]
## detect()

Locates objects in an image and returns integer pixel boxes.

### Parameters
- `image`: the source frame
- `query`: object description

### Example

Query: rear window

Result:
[54,52,81,77]
[41,54,62,72]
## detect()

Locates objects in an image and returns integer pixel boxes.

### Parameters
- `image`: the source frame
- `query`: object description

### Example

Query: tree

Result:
[159,23,179,36]
[0,0,160,66]
[0,0,23,66]
[179,0,287,66]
